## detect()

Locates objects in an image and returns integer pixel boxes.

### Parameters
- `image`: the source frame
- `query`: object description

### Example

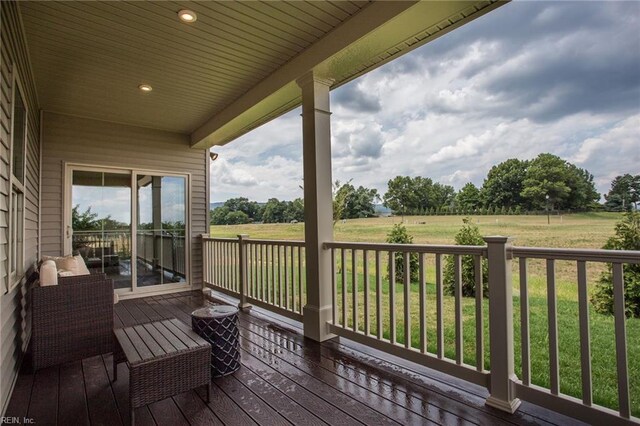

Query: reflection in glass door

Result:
[71,170,132,290]
[136,175,187,287]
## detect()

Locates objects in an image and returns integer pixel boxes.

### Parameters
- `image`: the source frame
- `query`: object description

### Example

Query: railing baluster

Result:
[454,254,463,364]
[298,246,303,310]
[215,241,219,286]
[577,260,592,406]
[436,254,444,359]
[284,246,289,310]
[352,249,358,332]
[519,258,531,386]
[331,248,337,324]
[260,244,264,301]
[341,248,347,328]
[290,246,295,310]
[376,250,382,339]
[389,251,396,344]
[363,250,370,336]
[404,252,411,349]
[547,259,560,395]
[474,254,484,371]
[278,245,282,307]
[419,253,426,354]
[271,244,275,305]
[254,243,258,298]
[612,263,630,418]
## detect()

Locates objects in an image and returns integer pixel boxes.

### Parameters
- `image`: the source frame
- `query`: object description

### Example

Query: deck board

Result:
[5,290,585,425]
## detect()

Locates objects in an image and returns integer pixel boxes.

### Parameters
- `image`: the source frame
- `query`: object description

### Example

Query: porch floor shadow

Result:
[5,291,585,426]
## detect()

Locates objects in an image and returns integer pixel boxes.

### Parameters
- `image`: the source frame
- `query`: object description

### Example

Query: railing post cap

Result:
[237,234,249,238]
[483,236,514,244]
[200,234,210,238]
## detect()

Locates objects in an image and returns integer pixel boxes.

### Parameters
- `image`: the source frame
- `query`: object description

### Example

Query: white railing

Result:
[511,246,639,424]
[202,234,639,424]
[203,237,240,294]
[202,235,306,321]
[323,241,489,386]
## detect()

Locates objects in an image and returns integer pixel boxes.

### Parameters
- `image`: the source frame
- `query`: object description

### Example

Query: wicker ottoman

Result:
[191,306,241,378]
[113,319,211,425]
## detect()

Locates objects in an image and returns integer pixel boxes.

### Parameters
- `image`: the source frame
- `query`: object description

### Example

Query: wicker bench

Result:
[113,319,211,425]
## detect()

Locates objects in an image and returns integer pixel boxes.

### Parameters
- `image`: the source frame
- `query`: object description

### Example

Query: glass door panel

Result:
[71,170,132,290]
[136,175,187,287]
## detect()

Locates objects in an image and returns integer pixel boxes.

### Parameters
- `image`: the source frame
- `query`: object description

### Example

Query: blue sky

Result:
[211,1,640,203]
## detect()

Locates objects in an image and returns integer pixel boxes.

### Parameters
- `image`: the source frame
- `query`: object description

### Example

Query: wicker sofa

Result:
[31,273,114,370]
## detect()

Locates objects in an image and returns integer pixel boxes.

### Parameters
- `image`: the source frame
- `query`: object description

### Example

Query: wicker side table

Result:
[113,319,211,425]
[191,305,241,378]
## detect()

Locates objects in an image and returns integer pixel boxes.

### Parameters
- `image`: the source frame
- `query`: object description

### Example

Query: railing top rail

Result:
[245,238,305,247]
[204,237,239,242]
[323,241,487,256]
[511,246,640,264]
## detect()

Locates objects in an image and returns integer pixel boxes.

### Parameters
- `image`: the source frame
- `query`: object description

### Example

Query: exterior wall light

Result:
[138,84,153,92]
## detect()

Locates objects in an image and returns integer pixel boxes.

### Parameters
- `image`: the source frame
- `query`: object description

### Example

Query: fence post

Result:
[237,234,252,312]
[484,236,521,413]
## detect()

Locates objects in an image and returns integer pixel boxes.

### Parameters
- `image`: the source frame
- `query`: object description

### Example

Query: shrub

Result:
[444,217,489,297]
[591,212,640,318]
[386,224,419,284]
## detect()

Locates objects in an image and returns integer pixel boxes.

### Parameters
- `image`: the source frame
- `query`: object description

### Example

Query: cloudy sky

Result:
[210,1,640,203]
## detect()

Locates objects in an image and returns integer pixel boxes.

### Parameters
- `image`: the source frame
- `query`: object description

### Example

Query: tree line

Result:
[211,153,638,224]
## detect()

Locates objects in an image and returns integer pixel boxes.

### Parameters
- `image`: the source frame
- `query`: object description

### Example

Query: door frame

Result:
[63,163,191,295]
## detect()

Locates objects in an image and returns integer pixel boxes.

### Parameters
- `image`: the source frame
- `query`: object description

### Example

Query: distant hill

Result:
[210,202,225,210]
[374,204,392,216]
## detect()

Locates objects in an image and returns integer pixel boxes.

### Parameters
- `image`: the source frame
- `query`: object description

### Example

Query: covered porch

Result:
[0,1,638,425]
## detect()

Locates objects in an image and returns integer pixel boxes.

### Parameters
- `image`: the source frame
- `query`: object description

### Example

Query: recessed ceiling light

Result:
[138,84,153,92]
[178,9,197,23]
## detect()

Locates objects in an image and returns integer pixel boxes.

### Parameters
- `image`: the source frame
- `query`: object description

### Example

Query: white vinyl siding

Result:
[1,0,41,415]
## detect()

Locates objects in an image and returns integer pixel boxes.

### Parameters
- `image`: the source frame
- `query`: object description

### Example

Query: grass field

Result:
[211,212,619,247]
[211,212,639,415]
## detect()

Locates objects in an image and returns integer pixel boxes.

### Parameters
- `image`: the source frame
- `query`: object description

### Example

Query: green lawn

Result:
[212,213,639,415]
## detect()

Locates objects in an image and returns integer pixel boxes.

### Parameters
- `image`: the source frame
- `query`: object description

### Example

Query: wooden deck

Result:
[5,291,585,426]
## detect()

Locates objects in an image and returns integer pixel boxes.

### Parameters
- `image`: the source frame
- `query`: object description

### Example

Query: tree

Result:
[333,180,351,225]
[521,153,598,211]
[480,158,529,209]
[72,205,100,231]
[211,206,230,225]
[383,176,418,216]
[443,218,488,297]
[225,210,250,225]
[284,198,304,223]
[456,183,481,212]
[591,212,640,317]
[262,198,289,223]
[383,176,454,215]
[386,224,419,283]
[431,183,456,211]
[335,182,380,219]
[604,174,640,211]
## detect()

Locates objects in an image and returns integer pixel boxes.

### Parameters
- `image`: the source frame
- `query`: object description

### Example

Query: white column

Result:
[297,72,336,342]
[484,236,521,413]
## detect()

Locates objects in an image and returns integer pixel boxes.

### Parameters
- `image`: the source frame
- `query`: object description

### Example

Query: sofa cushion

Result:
[39,260,58,286]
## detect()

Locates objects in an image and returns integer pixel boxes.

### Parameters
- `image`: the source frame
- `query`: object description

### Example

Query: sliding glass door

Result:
[67,166,189,294]
[136,174,187,288]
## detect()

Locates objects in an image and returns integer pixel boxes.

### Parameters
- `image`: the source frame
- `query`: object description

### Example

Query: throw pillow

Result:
[39,260,58,286]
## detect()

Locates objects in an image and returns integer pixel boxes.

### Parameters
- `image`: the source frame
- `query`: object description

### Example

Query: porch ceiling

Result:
[19,1,504,148]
